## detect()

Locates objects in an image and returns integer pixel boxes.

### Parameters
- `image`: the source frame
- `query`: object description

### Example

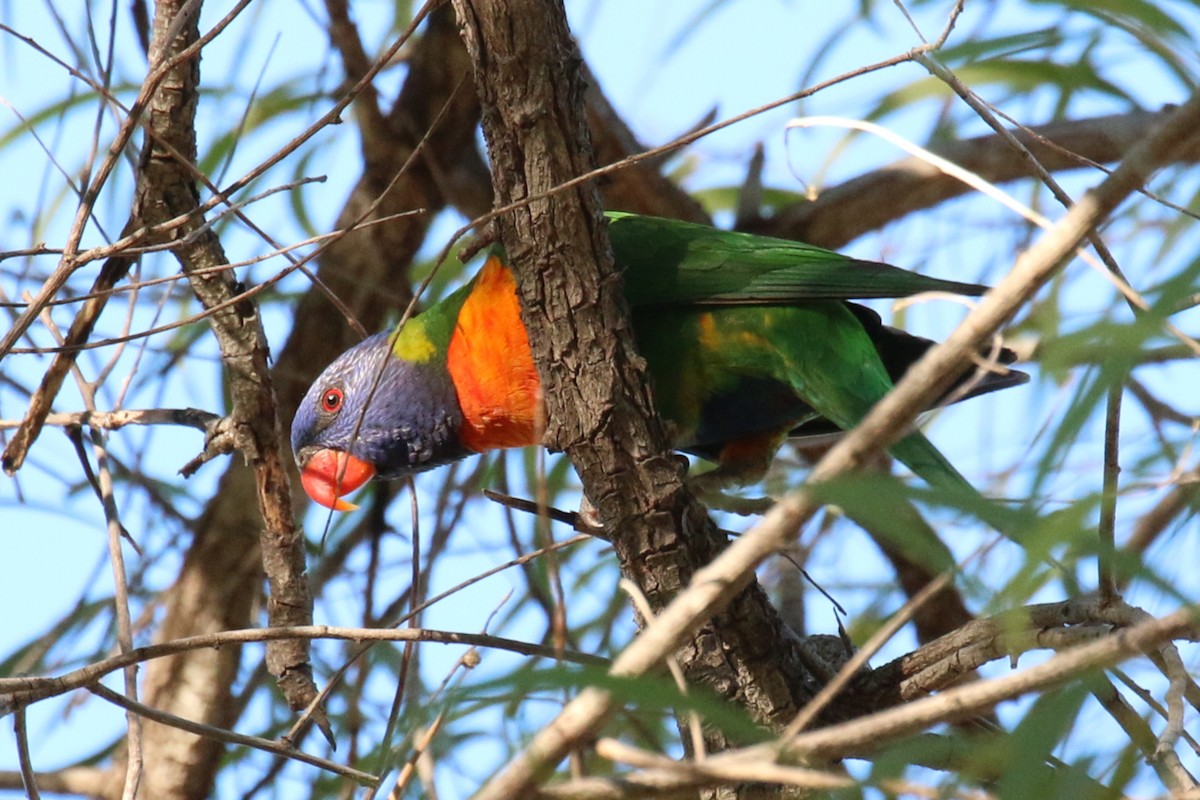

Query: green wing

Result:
[606,212,988,306]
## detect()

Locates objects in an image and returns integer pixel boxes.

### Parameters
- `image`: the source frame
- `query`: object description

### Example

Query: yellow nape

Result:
[391,317,437,363]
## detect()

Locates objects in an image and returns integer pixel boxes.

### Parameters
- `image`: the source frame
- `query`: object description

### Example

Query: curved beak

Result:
[299,449,376,511]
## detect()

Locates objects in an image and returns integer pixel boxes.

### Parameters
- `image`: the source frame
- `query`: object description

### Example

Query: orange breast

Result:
[447,256,543,452]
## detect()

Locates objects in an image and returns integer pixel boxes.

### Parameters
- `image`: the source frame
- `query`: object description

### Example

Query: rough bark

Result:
[102,3,256,797]
[451,2,823,794]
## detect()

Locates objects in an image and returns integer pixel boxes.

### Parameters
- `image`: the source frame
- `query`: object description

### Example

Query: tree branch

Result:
[764,108,1200,250]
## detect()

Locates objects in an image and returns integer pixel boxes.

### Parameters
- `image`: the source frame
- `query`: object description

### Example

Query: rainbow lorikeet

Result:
[292,213,1027,511]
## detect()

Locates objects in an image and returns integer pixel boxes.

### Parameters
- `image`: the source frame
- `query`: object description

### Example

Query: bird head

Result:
[291,332,467,510]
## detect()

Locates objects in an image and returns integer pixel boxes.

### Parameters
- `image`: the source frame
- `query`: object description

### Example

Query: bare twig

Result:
[88,683,377,787]
[1,625,607,709]
[620,580,706,760]
[1100,384,1123,600]
[0,407,218,432]
[13,710,41,800]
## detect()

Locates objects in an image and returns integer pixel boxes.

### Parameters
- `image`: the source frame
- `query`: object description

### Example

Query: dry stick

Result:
[1100,675,1198,791]
[28,298,145,796]
[619,580,707,761]
[91,430,144,800]
[388,710,448,800]
[387,642,487,800]
[382,621,495,798]
[556,739,981,799]
[469,88,1200,800]
[0,408,219,432]
[12,710,41,800]
[366,483,425,798]
[0,626,605,709]
[1099,385,1123,600]
[595,738,858,794]
[1143,648,1200,737]
[86,683,377,787]
[484,489,608,536]
[1106,601,1194,770]
[1113,666,1200,756]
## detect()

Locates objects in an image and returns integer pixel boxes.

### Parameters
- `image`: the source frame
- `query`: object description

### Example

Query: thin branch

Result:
[1099,384,1123,600]
[12,710,41,800]
[0,408,218,432]
[0,625,607,708]
[88,684,378,787]
[760,609,1197,765]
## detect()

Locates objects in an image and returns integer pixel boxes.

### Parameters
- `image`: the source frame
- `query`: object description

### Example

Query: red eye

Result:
[320,387,343,414]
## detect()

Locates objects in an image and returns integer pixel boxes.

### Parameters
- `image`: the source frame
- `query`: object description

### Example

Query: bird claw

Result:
[691,487,775,516]
[685,469,776,515]
[577,494,604,530]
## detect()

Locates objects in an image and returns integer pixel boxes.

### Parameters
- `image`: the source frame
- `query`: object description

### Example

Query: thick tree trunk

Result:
[451,2,824,794]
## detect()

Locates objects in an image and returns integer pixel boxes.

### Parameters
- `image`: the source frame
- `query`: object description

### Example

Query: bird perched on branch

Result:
[291,213,1026,511]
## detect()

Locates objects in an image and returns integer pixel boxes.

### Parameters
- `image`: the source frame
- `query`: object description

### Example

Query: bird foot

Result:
[577,494,604,531]
[684,461,778,516]
[691,487,775,516]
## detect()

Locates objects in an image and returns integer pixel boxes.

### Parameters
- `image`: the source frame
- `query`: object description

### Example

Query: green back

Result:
[606,212,988,306]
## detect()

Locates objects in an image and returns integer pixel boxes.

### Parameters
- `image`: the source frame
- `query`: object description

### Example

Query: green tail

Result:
[890,430,977,498]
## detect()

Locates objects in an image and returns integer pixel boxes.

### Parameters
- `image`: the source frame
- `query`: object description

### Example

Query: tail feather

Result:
[890,429,978,498]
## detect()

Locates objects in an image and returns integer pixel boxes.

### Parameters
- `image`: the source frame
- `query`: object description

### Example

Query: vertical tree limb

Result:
[128,5,484,798]
[452,3,825,797]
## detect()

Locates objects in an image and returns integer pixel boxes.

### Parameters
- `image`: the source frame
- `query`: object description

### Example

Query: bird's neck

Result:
[446,255,543,452]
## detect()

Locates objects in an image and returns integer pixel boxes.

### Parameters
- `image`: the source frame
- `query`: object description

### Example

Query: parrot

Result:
[291,212,1027,512]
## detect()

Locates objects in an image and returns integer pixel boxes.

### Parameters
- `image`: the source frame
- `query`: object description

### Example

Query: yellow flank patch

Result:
[391,317,437,363]
[697,310,769,354]
[735,329,770,349]
[697,312,718,350]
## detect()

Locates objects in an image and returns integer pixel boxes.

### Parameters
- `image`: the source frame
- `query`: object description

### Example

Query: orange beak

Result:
[299,449,376,511]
